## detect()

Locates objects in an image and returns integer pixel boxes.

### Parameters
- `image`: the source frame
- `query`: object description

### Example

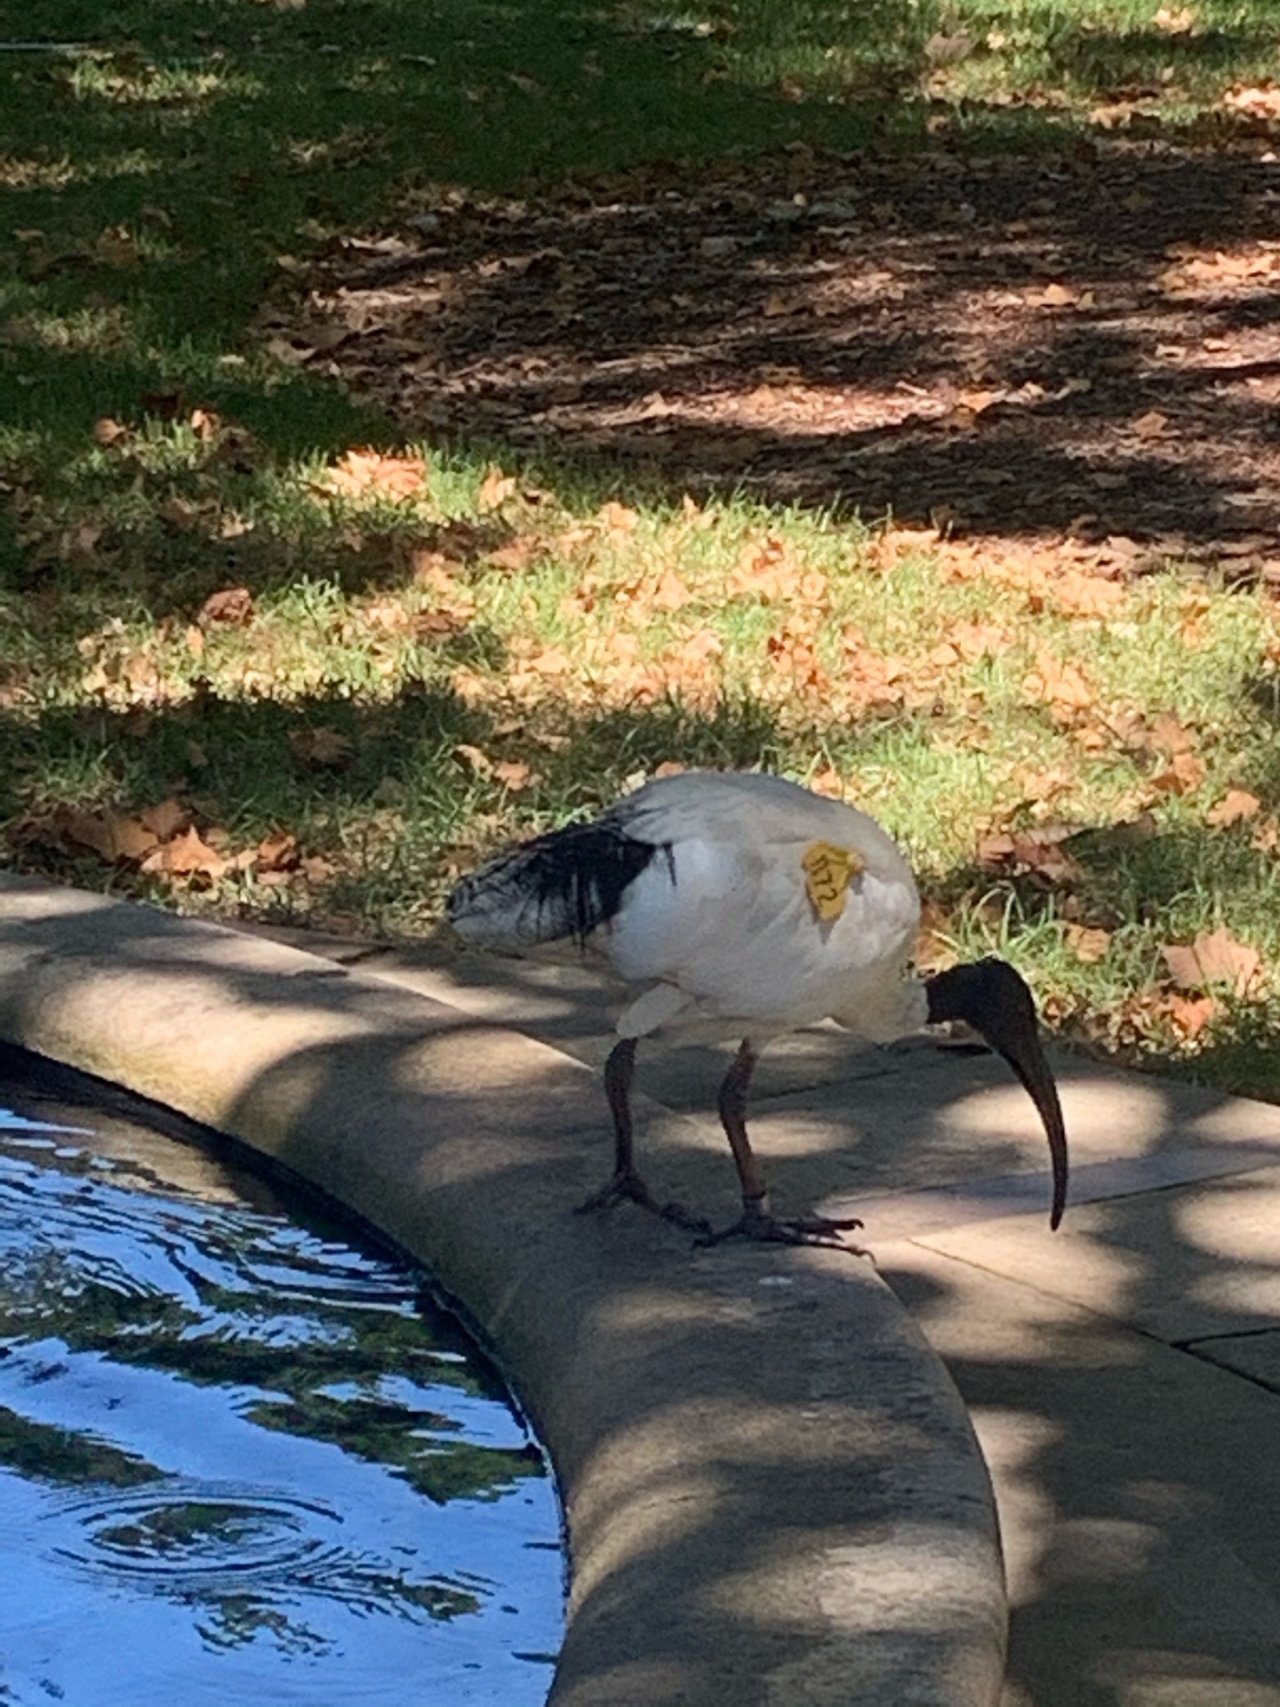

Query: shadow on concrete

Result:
[880,1162,1280,1705]
[0,884,1278,1700]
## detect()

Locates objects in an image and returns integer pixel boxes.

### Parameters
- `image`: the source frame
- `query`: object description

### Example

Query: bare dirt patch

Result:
[286,139,1280,574]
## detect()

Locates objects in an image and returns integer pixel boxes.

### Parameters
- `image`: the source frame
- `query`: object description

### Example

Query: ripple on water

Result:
[0,1090,563,1707]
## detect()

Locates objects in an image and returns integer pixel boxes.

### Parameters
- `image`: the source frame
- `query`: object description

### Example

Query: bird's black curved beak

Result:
[925,958,1069,1230]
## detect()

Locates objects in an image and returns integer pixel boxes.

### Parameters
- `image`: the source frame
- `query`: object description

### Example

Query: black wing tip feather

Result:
[449,822,672,946]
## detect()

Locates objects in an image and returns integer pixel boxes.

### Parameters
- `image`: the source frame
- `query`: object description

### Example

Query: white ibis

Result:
[448,770,1068,1246]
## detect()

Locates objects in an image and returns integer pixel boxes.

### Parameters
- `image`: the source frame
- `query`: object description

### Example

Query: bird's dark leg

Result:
[701,1040,866,1250]
[574,1037,711,1235]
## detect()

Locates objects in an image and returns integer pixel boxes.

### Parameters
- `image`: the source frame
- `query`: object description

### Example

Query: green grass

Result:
[4,0,1280,1097]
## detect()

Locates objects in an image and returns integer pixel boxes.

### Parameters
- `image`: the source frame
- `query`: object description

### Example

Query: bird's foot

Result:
[698,1198,867,1253]
[574,1169,712,1237]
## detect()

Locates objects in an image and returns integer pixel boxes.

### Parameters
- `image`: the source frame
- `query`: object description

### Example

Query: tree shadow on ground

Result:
[294,142,1280,567]
[6,0,1280,612]
[879,1160,1280,1706]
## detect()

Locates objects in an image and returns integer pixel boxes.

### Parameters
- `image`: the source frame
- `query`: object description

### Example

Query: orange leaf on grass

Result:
[321,449,428,502]
[485,535,543,573]
[476,467,518,510]
[1206,789,1261,827]
[1065,923,1112,964]
[61,809,159,864]
[1162,928,1261,996]
[254,832,299,872]
[139,798,188,841]
[1165,993,1219,1039]
[140,826,228,879]
[198,586,254,627]
[978,825,1083,884]
[1022,649,1096,716]
[454,744,493,775]
[1149,711,1197,756]
[1050,572,1127,619]
[950,620,1009,659]
[1151,749,1206,796]
[651,568,694,611]
[596,500,638,534]
[492,760,538,792]
[93,417,130,447]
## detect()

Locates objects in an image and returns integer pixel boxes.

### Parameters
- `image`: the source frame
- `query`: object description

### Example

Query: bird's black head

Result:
[925,958,1069,1230]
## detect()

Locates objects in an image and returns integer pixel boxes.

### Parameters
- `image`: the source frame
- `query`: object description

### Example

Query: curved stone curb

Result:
[0,876,1006,1705]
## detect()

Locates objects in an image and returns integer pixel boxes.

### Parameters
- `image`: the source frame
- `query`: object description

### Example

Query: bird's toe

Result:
[698,1206,868,1254]
[575,1170,710,1236]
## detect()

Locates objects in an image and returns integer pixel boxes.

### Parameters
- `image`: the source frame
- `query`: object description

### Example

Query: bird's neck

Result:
[830,975,928,1044]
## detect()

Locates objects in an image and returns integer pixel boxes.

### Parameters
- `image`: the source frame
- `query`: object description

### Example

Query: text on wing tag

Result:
[801,841,864,921]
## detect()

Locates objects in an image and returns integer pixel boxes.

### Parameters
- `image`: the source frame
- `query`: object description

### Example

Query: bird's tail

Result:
[447,820,667,949]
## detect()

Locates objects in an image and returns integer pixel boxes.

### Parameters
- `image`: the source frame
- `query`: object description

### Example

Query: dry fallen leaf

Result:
[1065,923,1112,964]
[1151,749,1206,796]
[978,825,1083,884]
[1223,83,1280,119]
[254,831,299,872]
[1165,992,1219,1039]
[949,620,1009,658]
[189,407,221,441]
[140,825,228,880]
[957,387,1001,416]
[597,500,638,533]
[198,586,254,627]
[1149,711,1197,757]
[486,534,542,573]
[320,448,428,502]
[477,467,518,510]
[415,606,472,638]
[1039,282,1081,308]
[1206,788,1261,827]
[1050,572,1127,620]
[1154,5,1197,33]
[492,759,538,791]
[1022,649,1096,717]
[766,620,829,695]
[139,798,188,841]
[651,568,694,611]
[60,809,159,863]
[290,726,353,767]
[1162,927,1261,996]
[524,646,570,677]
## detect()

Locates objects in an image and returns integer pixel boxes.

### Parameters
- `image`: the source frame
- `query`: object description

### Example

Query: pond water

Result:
[0,1047,563,1706]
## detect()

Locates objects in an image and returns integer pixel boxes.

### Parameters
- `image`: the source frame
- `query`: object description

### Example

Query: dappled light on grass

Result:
[5,2,1280,1089]
[3,465,1280,1083]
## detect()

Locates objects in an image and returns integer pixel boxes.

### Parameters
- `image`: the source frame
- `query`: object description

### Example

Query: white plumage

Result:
[449,770,1068,1245]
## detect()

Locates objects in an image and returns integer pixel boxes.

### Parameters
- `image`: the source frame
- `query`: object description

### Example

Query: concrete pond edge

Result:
[0,876,1007,1705]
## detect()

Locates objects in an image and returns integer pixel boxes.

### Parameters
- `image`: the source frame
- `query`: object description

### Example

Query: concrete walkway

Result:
[282,926,1280,1706]
[2,877,1279,1703]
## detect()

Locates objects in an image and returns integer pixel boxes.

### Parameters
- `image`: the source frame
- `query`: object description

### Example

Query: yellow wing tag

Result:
[802,841,864,922]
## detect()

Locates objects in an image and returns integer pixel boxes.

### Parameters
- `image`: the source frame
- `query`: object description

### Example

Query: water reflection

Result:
[0,1058,562,1706]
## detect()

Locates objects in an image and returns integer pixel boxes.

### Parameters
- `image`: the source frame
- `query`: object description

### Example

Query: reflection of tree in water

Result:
[196,1597,331,1659]
[0,1148,545,1507]
[0,1405,159,1490]
[0,1135,555,1662]
[194,1568,482,1657]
